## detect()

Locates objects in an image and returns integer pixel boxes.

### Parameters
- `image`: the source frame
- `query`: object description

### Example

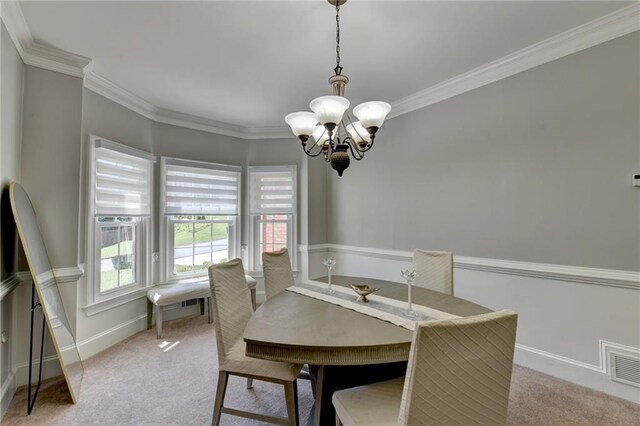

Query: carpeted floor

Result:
[3,315,639,425]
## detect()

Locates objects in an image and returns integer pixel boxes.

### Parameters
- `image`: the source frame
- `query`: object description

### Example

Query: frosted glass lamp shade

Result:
[346,121,371,144]
[285,112,318,137]
[352,101,391,130]
[309,96,350,126]
[312,125,331,146]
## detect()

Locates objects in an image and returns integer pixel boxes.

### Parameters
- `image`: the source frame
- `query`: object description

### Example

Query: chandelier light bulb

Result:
[345,121,371,144]
[309,96,350,128]
[352,101,391,133]
[312,125,331,146]
[285,112,318,138]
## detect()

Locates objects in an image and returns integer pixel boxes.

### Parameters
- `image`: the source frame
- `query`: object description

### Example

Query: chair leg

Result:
[284,380,299,426]
[212,371,229,426]
[156,305,163,339]
[200,297,205,315]
[207,297,213,324]
[246,378,253,389]
[146,300,153,330]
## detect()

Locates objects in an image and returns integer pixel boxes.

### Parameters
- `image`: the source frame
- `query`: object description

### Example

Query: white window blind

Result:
[94,147,153,216]
[163,158,241,215]
[249,166,296,215]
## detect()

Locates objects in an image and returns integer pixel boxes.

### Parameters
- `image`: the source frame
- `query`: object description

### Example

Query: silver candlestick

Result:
[322,258,337,294]
[401,269,419,318]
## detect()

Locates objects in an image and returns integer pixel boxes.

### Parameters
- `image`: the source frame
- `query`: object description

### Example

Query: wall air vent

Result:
[606,347,640,388]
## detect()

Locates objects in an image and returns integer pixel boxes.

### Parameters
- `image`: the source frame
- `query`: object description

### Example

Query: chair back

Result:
[412,249,453,295]
[208,259,253,362]
[399,310,518,426]
[262,248,294,300]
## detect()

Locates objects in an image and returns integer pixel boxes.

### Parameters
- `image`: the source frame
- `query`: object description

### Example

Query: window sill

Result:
[83,286,150,317]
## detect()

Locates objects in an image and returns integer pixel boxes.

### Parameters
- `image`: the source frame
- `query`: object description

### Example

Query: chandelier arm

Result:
[360,135,376,153]
[342,138,365,161]
[302,142,325,158]
[344,113,370,152]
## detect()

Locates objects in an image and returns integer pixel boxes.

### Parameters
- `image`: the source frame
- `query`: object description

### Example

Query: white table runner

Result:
[286,280,460,331]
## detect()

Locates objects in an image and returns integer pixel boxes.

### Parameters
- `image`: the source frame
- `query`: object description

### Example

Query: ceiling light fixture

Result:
[284,0,391,177]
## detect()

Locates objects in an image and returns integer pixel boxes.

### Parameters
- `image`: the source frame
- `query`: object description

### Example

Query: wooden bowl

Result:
[350,284,380,303]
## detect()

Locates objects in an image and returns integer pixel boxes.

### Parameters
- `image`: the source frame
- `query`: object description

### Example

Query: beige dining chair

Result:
[208,259,302,426]
[262,248,312,383]
[412,249,454,295]
[332,310,518,426]
[263,248,295,300]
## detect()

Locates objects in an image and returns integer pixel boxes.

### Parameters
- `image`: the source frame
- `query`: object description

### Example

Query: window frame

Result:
[248,165,297,271]
[165,215,237,280]
[160,157,242,282]
[86,135,155,306]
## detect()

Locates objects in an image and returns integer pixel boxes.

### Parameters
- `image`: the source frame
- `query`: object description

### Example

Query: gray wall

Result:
[1,21,24,279]
[1,19,25,417]
[20,66,83,269]
[328,32,640,271]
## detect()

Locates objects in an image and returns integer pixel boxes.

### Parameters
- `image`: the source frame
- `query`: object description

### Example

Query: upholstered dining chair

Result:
[332,310,518,426]
[208,259,302,426]
[263,247,295,300]
[262,248,312,384]
[412,249,454,295]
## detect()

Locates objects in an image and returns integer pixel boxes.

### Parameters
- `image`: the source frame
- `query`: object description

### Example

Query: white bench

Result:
[146,275,257,338]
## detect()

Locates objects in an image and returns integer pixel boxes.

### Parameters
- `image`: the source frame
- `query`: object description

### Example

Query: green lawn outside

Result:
[173,222,229,246]
[101,240,134,258]
[100,269,134,292]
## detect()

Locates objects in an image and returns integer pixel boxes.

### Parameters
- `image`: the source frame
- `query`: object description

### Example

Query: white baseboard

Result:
[1,368,17,419]
[77,314,147,360]
[515,344,640,403]
[15,354,62,388]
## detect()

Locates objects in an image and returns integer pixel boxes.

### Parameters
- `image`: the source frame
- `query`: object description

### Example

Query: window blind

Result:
[163,159,241,215]
[249,166,296,215]
[94,147,153,216]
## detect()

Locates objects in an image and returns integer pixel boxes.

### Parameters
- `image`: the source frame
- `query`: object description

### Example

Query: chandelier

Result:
[284,0,391,177]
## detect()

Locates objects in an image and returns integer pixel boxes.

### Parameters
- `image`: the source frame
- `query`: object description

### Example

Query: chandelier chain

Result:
[334,3,342,75]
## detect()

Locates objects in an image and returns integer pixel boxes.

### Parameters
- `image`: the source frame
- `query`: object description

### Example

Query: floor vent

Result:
[608,350,640,388]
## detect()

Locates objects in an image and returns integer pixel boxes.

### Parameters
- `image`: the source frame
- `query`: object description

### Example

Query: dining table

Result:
[243,275,491,426]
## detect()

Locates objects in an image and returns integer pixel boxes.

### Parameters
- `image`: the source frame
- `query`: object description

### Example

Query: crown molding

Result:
[3,2,638,138]
[84,72,158,120]
[388,3,640,119]
[1,1,92,78]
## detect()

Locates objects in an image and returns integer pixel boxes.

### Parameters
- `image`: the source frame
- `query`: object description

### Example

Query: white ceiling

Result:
[18,1,630,129]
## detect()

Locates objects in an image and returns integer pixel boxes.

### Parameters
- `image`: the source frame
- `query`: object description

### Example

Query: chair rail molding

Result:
[2,1,639,139]
[303,244,640,290]
[0,272,30,301]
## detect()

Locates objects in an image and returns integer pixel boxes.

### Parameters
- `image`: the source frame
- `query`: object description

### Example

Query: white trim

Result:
[389,3,640,119]
[82,287,149,317]
[0,1,92,78]
[53,265,85,284]
[77,313,148,359]
[305,244,640,290]
[15,354,62,388]
[0,272,28,301]
[515,342,640,403]
[1,368,17,419]
[4,2,638,140]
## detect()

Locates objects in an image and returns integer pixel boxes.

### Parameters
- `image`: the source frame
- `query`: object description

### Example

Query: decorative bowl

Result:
[350,284,380,303]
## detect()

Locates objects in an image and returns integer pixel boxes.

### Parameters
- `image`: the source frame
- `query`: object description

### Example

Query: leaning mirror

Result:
[9,182,83,403]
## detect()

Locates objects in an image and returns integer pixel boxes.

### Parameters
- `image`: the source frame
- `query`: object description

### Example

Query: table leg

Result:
[250,288,257,311]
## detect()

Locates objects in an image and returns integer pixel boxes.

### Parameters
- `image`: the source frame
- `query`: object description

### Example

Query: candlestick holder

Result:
[322,258,337,294]
[401,269,420,318]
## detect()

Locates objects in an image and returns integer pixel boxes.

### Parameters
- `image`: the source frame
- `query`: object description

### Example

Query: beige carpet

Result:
[3,315,639,425]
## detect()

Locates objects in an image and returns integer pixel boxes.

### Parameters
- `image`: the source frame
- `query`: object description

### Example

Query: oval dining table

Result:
[243,275,491,426]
